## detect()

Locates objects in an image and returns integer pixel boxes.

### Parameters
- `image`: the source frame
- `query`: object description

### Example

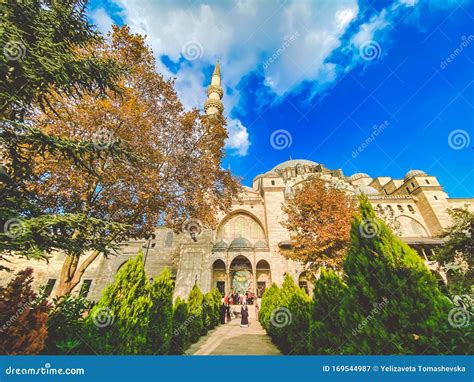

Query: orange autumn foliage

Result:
[281,177,356,270]
[27,26,239,295]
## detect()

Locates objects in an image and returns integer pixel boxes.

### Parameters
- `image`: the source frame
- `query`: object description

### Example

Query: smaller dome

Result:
[349,173,371,182]
[404,170,427,182]
[254,240,269,249]
[229,237,253,250]
[213,240,228,251]
[355,185,379,195]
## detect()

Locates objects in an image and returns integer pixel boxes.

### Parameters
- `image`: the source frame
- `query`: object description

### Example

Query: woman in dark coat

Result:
[240,304,249,328]
[220,302,227,324]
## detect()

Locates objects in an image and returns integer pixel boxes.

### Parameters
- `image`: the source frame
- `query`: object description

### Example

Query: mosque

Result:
[4,63,473,300]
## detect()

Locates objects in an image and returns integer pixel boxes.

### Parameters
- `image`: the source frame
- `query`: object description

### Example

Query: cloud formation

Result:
[89,0,458,156]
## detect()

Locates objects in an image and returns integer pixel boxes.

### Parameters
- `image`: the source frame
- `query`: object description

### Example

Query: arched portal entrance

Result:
[256,260,271,297]
[230,255,253,295]
[212,259,226,296]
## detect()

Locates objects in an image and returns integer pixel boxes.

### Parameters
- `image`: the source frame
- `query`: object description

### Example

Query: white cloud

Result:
[97,0,460,157]
[90,8,114,35]
[226,119,250,156]
[109,0,363,156]
[352,10,389,50]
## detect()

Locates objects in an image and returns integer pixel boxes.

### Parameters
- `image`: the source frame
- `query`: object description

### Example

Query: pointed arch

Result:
[216,209,267,243]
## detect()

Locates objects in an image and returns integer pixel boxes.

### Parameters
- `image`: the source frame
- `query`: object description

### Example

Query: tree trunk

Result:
[55,250,101,296]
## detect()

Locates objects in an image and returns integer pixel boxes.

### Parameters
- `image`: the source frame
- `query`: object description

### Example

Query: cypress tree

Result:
[85,252,152,354]
[341,195,451,354]
[309,268,348,354]
[259,283,279,331]
[147,268,174,355]
[286,283,312,354]
[187,285,205,343]
[268,274,299,351]
[170,297,190,354]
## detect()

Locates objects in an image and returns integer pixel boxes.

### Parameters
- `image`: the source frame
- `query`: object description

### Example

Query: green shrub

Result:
[44,294,90,355]
[187,285,205,343]
[211,288,223,326]
[84,252,152,354]
[286,286,312,354]
[260,275,311,354]
[309,268,348,354]
[340,196,452,354]
[170,297,190,354]
[259,283,279,331]
[203,292,215,330]
[147,268,174,354]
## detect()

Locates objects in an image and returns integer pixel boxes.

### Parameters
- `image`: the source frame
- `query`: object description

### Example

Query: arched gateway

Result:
[230,255,253,294]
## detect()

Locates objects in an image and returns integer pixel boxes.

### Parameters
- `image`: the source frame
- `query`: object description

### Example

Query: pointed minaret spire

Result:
[204,60,224,116]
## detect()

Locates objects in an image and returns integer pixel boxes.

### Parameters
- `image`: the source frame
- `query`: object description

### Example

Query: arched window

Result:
[407,205,415,213]
[386,205,393,213]
[397,205,404,213]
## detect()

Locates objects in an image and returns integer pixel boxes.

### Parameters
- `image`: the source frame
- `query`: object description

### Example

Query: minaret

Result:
[204,61,224,116]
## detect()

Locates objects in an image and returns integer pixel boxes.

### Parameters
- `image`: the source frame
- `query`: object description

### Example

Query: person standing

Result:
[255,298,260,320]
[220,301,227,324]
[240,303,249,328]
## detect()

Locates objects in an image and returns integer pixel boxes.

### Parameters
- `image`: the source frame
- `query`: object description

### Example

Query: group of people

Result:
[220,291,260,328]
[228,290,255,305]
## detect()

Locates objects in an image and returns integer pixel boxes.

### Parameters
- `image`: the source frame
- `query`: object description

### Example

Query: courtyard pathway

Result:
[186,307,281,355]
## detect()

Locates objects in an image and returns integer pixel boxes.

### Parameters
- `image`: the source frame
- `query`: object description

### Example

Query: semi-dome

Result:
[404,170,427,182]
[349,173,371,182]
[272,159,318,172]
[354,185,379,195]
[253,240,269,249]
[229,237,253,250]
[213,240,228,251]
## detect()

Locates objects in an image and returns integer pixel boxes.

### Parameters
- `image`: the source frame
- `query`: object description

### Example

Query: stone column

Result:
[252,252,257,297]
[225,271,230,295]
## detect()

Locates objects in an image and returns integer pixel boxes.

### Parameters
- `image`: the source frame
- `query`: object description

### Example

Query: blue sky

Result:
[88,0,473,197]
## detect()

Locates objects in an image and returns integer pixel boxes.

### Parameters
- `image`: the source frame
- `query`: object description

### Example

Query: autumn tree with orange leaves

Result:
[281,177,356,270]
[28,26,239,295]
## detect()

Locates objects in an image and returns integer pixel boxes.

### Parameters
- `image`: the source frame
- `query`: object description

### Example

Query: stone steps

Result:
[229,304,258,320]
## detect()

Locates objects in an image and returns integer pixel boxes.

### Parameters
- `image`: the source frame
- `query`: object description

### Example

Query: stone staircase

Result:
[229,304,257,320]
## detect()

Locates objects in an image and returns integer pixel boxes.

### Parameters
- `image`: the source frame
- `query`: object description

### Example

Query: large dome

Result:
[272,159,318,171]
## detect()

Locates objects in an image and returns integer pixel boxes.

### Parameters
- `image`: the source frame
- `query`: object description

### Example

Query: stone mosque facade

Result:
[3,63,473,301]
